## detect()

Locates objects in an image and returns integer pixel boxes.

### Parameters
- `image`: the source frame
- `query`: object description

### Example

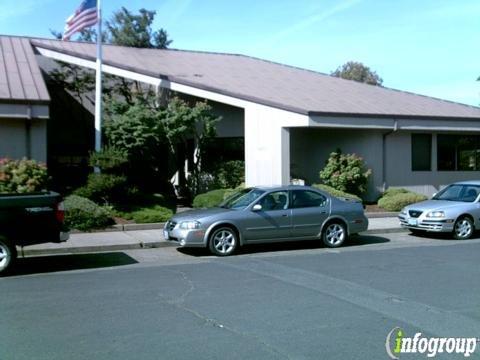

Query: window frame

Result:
[437,135,480,172]
[289,190,327,209]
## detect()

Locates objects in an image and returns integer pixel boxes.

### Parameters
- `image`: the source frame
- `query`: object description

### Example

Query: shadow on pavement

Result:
[406,230,480,241]
[4,252,138,277]
[178,234,391,257]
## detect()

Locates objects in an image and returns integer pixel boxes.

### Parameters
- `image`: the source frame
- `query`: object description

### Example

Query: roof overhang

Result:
[33,43,309,114]
[0,102,49,119]
[309,114,480,132]
[32,41,480,128]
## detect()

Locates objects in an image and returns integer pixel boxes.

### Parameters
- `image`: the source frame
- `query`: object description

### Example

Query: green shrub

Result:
[312,184,362,202]
[382,187,410,198]
[130,205,173,223]
[64,195,114,231]
[214,160,245,189]
[378,193,427,211]
[319,150,371,196]
[74,173,128,204]
[88,146,128,173]
[0,158,48,194]
[223,184,245,201]
[193,189,231,208]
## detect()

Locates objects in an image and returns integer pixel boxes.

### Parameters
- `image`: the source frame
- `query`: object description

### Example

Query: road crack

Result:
[157,269,292,359]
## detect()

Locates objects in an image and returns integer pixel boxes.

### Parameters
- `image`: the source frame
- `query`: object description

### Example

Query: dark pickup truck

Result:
[0,191,69,274]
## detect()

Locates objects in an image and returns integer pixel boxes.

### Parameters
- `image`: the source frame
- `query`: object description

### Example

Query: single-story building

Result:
[2,34,480,200]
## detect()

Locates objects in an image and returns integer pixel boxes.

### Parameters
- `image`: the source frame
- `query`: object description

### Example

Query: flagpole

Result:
[94,0,103,172]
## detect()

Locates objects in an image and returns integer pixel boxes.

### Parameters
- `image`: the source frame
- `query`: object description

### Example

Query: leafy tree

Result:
[103,96,219,195]
[331,61,383,86]
[161,98,220,196]
[106,7,172,49]
[50,7,172,105]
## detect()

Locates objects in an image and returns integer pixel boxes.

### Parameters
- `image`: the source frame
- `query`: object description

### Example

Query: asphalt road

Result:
[1,232,480,360]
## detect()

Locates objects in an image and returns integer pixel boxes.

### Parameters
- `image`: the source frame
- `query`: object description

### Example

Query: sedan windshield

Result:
[432,184,480,202]
[220,188,265,209]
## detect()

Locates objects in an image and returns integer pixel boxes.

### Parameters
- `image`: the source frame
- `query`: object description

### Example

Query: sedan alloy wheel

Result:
[453,217,474,240]
[209,227,238,256]
[323,222,347,248]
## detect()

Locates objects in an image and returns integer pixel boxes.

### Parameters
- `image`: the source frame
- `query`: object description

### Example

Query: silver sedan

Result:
[164,185,368,256]
[399,181,480,239]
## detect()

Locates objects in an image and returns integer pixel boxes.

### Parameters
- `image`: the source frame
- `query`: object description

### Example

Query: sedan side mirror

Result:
[252,204,262,212]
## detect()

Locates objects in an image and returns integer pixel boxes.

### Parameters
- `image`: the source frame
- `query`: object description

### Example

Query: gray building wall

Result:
[385,131,480,195]
[0,118,47,163]
[174,92,244,138]
[291,128,480,200]
[290,128,384,200]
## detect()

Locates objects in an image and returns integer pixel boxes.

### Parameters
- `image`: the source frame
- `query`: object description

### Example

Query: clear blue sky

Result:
[1,0,478,106]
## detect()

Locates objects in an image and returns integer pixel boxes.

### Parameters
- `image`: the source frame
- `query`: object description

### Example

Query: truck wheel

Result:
[0,236,16,275]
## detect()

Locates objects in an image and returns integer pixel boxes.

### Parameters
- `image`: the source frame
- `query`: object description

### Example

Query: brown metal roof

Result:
[25,36,480,119]
[0,36,50,104]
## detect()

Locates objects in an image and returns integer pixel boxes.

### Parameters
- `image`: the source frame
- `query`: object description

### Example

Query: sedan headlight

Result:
[426,211,445,218]
[179,221,201,230]
[400,208,407,215]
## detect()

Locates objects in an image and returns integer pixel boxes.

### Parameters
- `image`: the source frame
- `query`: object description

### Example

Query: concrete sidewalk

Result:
[19,216,403,256]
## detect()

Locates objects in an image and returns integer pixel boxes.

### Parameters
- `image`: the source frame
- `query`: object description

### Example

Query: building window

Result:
[437,135,479,171]
[411,134,432,171]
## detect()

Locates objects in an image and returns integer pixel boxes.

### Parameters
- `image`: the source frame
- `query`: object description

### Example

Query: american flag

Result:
[63,0,98,41]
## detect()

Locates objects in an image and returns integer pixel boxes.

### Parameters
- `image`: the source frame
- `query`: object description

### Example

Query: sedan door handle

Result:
[282,214,289,217]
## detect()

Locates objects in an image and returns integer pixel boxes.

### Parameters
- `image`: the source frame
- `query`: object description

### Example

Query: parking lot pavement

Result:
[3,231,480,360]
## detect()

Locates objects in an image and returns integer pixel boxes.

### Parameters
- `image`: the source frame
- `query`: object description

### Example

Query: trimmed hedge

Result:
[382,187,410,198]
[312,184,362,202]
[192,189,232,208]
[130,205,173,223]
[64,195,114,231]
[378,188,427,211]
[74,173,128,205]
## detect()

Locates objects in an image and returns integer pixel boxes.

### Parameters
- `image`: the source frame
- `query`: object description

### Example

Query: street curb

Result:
[21,227,407,257]
[70,223,166,234]
[365,212,398,218]
[361,227,408,235]
[20,240,174,257]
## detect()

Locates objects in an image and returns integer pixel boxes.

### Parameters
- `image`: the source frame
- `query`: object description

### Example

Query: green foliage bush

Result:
[0,158,48,194]
[378,188,427,211]
[88,146,128,173]
[319,150,372,196]
[223,184,245,201]
[193,189,231,208]
[130,205,173,223]
[312,184,362,202]
[214,160,245,189]
[74,173,128,205]
[64,195,114,231]
[382,187,410,197]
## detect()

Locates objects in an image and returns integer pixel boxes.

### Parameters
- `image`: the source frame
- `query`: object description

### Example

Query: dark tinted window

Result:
[411,134,431,171]
[438,135,480,171]
[433,184,480,202]
[257,191,289,211]
[291,190,326,209]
